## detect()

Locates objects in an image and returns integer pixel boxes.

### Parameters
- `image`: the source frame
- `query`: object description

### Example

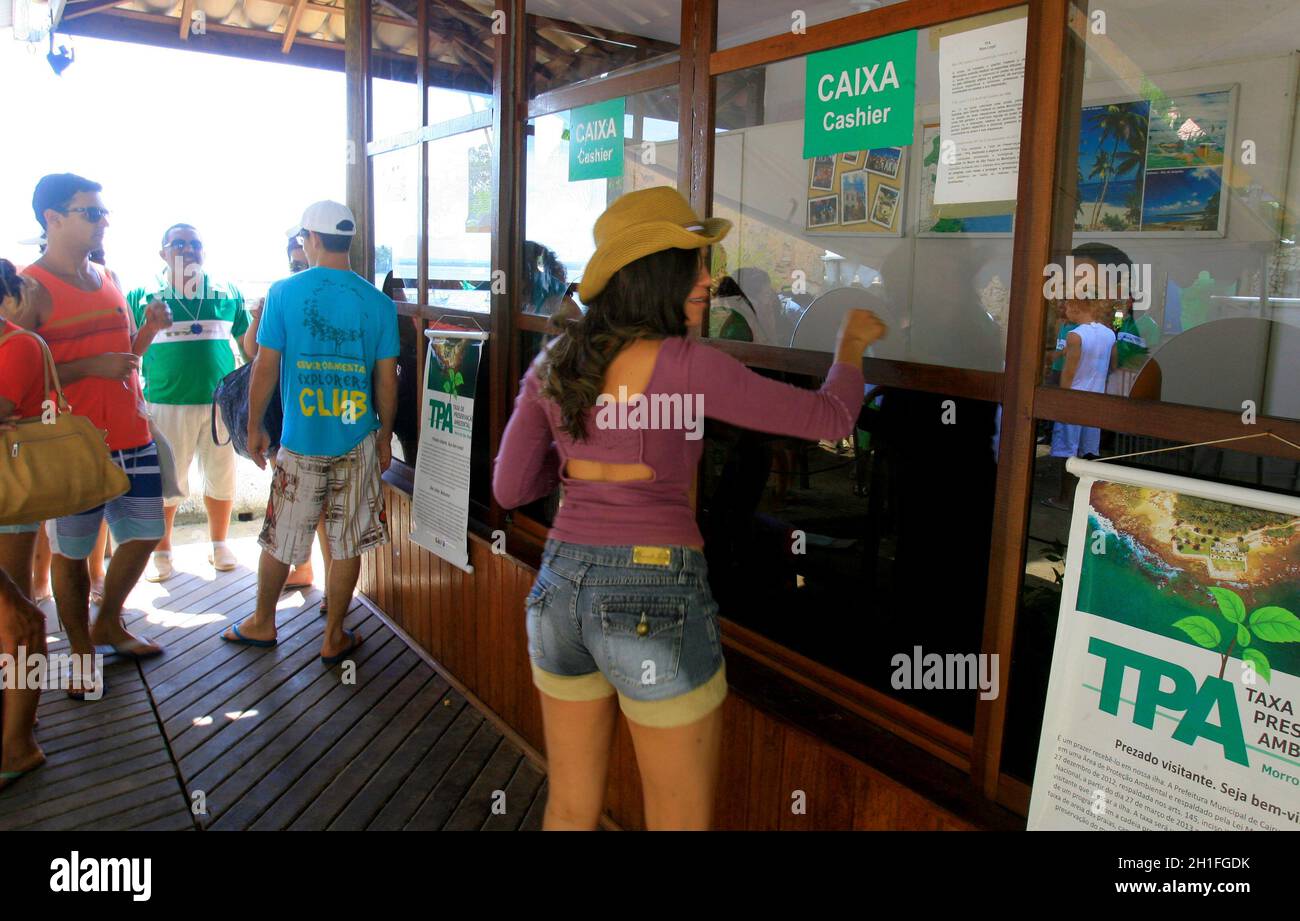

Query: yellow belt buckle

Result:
[631,545,672,566]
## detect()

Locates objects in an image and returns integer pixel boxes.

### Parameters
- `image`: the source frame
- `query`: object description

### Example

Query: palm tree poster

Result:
[1076,99,1149,233]
[1073,87,1234,237]
[1026,458,1300,831]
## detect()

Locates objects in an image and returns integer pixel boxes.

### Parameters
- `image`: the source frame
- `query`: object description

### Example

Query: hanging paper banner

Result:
[410,328,488,574]
[1027,458,1300,830]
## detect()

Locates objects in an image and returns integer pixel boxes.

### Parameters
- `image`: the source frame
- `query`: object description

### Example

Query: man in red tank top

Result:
[11,174,170,690]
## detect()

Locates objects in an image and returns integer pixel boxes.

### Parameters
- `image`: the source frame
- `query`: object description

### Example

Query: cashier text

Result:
[816,60,901,132]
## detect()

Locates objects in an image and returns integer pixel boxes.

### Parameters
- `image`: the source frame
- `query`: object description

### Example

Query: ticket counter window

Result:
[1041,0,1300,421]
[710,8,1027,369]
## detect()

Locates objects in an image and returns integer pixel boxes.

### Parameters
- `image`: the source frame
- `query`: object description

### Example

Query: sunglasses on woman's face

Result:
[58,206,110,224]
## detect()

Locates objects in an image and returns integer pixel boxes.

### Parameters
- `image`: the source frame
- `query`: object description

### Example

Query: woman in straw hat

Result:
[494,187,885,829]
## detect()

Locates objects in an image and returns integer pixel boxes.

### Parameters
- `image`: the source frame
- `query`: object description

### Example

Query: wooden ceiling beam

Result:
[281,0,308,52]
[178,0,195,39]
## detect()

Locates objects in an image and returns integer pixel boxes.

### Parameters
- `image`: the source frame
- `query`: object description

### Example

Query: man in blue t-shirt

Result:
[223,201,399,665]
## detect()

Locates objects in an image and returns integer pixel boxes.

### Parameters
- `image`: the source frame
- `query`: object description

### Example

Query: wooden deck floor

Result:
[0,538,548,831]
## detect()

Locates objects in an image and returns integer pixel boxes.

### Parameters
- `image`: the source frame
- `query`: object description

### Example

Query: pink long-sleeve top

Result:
[492,335,866,547]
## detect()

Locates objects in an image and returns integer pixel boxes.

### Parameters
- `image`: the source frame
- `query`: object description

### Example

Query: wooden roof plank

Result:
[281,0,308,52]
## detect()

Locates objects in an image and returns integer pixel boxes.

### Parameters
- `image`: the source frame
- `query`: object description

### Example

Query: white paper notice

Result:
[935,18,1027,205]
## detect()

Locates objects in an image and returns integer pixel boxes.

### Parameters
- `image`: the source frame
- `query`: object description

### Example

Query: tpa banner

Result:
[1027,459,1300,830]
[410,328,488,574]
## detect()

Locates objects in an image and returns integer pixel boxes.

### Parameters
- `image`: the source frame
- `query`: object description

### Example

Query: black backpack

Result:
[211,362,283,460]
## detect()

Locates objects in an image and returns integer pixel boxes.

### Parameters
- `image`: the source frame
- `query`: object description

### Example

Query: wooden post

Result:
[972,0,1082,798]
[345,0,374,281]
[488,0,525,534]
[679,0,716,217]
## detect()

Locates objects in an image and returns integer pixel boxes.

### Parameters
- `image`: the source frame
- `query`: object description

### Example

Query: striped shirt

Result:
[23,263,151,451]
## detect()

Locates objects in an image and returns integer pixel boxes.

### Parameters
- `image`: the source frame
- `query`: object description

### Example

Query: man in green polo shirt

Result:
[128,223,251,581]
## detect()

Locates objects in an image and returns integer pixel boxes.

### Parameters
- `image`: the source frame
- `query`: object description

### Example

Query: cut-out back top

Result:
[492,335,866,547]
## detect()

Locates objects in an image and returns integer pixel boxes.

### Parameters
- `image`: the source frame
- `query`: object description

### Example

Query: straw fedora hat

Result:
[578,187,731,302]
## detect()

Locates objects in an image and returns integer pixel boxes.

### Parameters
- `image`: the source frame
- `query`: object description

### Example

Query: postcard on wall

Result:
[805,147,906,235]
[1075,87,1233,237]
[935,16,1027,205]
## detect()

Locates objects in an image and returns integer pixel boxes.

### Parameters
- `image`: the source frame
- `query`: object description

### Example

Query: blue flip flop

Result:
[321,628,362,665]
[94,639,164,660]
[222,623,278,649]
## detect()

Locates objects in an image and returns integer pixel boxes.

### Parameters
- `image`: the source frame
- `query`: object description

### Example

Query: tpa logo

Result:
[429,395,454,433]
[1089,637,1248,766]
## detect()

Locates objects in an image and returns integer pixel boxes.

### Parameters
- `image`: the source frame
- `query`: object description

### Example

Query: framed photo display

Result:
[804,146,905,236]
[1074,85,1235,238]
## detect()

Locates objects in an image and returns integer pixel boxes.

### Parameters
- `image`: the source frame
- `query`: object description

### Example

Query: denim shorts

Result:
[525,539,727,729]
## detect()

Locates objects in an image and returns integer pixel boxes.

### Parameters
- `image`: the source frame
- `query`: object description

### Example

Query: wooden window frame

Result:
[361,0,1300,822]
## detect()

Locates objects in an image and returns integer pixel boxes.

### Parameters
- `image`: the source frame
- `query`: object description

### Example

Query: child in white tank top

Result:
[1043,297,1118,510]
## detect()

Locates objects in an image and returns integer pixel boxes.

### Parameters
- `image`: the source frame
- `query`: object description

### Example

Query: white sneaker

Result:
[210,543,237,572]
[146,551,175,583]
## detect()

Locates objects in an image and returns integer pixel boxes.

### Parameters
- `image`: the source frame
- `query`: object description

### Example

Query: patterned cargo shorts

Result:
[259,430,389,565]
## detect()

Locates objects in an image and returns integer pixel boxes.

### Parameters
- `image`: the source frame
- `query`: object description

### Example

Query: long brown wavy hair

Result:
[540,246,703,441]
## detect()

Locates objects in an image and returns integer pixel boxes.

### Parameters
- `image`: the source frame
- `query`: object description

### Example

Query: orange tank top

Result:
[23,263,151,451]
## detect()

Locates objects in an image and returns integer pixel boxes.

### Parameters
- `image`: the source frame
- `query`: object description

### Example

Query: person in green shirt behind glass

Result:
[128,223,251,582]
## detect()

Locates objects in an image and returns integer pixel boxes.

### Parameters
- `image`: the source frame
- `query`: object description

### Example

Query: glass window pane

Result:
[425,128,494,313]
[526,0,680,98]
[1044,0,1300,420]
[1002,420,1300,784]
[711,9,1024,368]
[717,0,913,52]
[373,146,421,294]
[426,0,493,116]
[700,379,1001,732]
[524,85,679,316]
[371,3,420,140]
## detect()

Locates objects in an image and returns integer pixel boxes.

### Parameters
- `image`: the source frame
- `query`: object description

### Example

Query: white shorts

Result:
[258,430,389,566]
[1050,421,1100,458]
[147,402,237,507]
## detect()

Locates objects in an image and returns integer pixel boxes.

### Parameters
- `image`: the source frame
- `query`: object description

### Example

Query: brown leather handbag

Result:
[0,328,130,526]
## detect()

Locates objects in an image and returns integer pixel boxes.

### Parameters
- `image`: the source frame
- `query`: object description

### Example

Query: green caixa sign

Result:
[803,30,917,159]
[569,97,626,181]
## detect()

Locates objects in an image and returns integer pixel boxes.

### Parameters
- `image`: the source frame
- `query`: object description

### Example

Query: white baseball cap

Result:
[287,200,357,239]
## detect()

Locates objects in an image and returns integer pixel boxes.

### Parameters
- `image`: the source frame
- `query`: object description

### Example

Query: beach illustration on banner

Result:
[427,332,480,400]
[805,146,905,235]
[1078,481,1300,681]
[1074,87,1233,236]
[916,124,1013,235]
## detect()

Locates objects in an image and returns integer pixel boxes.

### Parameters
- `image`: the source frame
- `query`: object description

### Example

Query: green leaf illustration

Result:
[1208,586,1245,624]
[1242,648,1271,684]
[1248,606,1300,643]
[1236,624,1250,648]
[1172,616,1221,649]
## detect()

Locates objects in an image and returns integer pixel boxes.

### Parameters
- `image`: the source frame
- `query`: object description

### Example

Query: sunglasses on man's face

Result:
[165,239,203,252]
[58,206,110,224]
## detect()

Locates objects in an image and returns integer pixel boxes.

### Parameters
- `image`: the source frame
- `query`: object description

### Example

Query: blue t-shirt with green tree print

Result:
[257,267,399,457]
